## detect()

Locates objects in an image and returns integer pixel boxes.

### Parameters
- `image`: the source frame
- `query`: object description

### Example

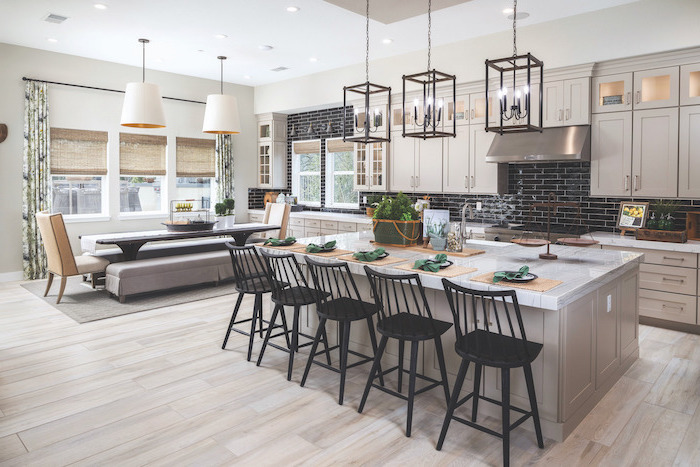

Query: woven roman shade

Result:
[326,138,354,153]
[292,140,320,154]
[50,128,108,175]
[119,133,167,176]
[176,137,215,177]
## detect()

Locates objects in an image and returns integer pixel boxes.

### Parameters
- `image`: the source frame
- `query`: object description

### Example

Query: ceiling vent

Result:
[270,66,289,72]
[44,13,69,24]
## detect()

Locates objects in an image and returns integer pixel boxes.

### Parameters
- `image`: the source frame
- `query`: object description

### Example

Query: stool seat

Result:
[378,313,452,341]
[318,297,377,321]
[456,330,543,368]
[272,286,329,307]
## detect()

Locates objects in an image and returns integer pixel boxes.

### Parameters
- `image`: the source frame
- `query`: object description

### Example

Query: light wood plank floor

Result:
[1,280,699,466]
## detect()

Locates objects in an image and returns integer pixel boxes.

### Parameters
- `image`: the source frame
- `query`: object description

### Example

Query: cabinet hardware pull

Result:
[662,304,684,310]
[566,108,571,121]
[626,92,632,105]
[558,109,563,121]
[416,176,420,187]
[471,109,475,119]
[471,175,475,188]
[661,277,685,283]
[636,91,641,104]
[464,175,468,188]
[662,256,684,261]
[624,175,629,191]
[410,175,414,187]
[633,175,639,191]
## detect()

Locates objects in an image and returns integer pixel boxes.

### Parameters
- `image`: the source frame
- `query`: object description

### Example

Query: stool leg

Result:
[320,322,332,366]
[287,306,301,381]
[256,304,281,367]
[246,295,260,362]
[405,340,419,437]
[397,339,405,393]
[472,363,483,422]
[257,294,265,338]
[434,335,451,405]
[279,306,292,349]
[524,363,544,448]
[366,317,384,387]
[437,358,470,451]
[501,367,511,467]
[222,293,244,349]
[300,317,327,388]
[358,335,388,414]
[338,321,351,405]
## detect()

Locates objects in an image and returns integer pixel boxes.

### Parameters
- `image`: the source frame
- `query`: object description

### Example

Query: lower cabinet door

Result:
[639,289,697,324]
[597,282,620,389]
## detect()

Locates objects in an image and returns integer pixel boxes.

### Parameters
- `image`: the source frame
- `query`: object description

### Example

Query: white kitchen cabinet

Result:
[389,132,416,192]
[542,81,564,128]
[590,112,633,196]
[415,137,443,193]
[445,94,469,127]
[679,105,700,198]
[503,82,541,128]
[354,142,387,191]
[543,78,590,127]
[256,113,287,189]
[632,66,679,110]
[442,126,470,193]
[469,92,497,125]
[352,103,389,138]
[592,73,633,113]
[631,107,679,197]
[470,125,501,194]
[680,63,700,106]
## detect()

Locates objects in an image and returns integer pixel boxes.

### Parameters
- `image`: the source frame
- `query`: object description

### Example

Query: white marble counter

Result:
[249,209,372,224]
[592,231,700,254]
[259,231,643,311]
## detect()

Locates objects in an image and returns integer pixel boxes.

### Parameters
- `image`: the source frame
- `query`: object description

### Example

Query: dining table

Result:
[80,222,281,260]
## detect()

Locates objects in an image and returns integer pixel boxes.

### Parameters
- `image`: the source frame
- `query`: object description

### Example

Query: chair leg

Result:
[501,367,511,467]
[524,363,544,448]
[246,294,261,362]
[43,273,54,297]
[56,276,68,304]
[366,317,384,387]
[256,304,281,367]
[320,321,332,366]
[258,294,265,338]
[300,317,327,388]
[358,335,388,414]
[472,363,483,422]
[434,335,451,405]
[397,339,405,393]
[405,340,419,437]
[338,321,351,405]
[287,306,301,381]
[436,358,470,451]
[279,306,292,349]
[222,293,245,349]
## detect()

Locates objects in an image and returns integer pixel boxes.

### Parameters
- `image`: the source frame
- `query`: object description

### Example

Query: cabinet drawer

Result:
[287,228,303,238]
[338,222,357,232]
[289,218,304,227]
[304,219,320,228]
[357,221,373,232]
[320,228,338,236]
[640,263,697,295]
[305,229,321,238]
[602,245,697,268]
[249,213,264,223]
[639,289,697,324]
[321,220,338,230]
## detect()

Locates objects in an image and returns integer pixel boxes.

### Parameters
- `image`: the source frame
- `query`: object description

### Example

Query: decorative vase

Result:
[430,235,447,251]
[372,219,422,246]
[215,214,236,229]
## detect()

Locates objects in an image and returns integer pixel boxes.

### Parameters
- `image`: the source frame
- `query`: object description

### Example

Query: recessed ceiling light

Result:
[502,8,513,14]
[309,57,318,62]
[197,49,205,53]
[94,3,107,9]
[259,45,274,51]
[47,38,58,43]
[286,6,299,12]
[215,34,228,39]
[507,11,529,20]
[382,38,393,44]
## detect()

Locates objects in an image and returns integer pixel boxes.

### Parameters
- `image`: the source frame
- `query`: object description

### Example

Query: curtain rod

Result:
[22,77,206,105]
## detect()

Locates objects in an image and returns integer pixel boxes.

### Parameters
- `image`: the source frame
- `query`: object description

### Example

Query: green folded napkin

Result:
[413,253,448,272]
[352,247,386,262]
[306,240,337,253]
[264,236,296,246]
[493,265,530,283]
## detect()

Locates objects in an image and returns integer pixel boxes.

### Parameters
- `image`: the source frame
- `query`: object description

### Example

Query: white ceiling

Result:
[0,0,638,86]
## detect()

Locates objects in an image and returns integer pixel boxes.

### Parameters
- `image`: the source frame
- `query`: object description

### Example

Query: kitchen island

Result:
[259,232,643,442]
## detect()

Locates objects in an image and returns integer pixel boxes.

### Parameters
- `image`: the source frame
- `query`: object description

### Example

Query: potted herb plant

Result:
[372,192,421,246]
[366,194,383,217]
[214,198,235,229]
[427,219,448,251]
[651,199,681,231]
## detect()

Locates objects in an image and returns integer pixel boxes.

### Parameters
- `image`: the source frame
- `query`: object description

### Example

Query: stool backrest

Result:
[225,243,269,293]
[261,250,316,305]
[441,279,532,357]
[364,265,435,324]
[306,257,362,305]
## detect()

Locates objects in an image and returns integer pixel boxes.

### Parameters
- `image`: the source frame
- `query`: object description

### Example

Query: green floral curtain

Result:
[23,81,51,280]
[215,134,234,202]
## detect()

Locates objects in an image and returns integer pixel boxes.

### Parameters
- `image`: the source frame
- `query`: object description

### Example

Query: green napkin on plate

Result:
[306,240,337,253]
[493,265,529,283]
[413,253,448,272]
[264,236,296,246]
[352,247,386,262]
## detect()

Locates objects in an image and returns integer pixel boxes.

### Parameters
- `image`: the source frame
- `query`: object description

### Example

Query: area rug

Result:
[21,277,238,324]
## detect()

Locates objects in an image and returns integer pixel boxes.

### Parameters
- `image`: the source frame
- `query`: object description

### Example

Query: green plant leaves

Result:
[264,236,296,246]
[373,192,419,221]
[306,240,337,253]
[352,247,386,262]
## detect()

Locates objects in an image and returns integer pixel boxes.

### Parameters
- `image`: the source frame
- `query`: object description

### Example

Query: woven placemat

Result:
[260,243,307,250]
[291,247,353,257]
[393,262,478,278]
[469,272,563,292]
[336,253,408,267]
[404,245,486,258]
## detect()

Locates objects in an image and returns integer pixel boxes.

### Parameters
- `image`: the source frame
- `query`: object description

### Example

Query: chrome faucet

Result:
[460,203,474,245]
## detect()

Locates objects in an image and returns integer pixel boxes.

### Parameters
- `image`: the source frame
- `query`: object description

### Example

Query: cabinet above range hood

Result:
[485,125,590,163]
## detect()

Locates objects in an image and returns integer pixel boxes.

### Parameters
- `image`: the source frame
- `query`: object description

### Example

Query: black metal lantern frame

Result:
[402,69,456,139]
[342,82,391,144]
[485,53,543,134]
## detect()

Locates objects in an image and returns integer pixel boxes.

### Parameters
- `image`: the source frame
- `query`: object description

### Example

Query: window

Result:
[292,140,321,206]
[119,133,167,213]
[325,138,359,208]
[174,137,216,209]
[50,128,108,216]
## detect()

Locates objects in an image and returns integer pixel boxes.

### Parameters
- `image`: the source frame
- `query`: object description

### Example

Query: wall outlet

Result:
[607,294,612,313]
[476,201,482,211]
[363,196,367,204]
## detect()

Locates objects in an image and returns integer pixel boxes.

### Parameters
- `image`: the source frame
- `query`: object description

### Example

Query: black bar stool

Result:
[437,279,544,467]
[301,257,384,405]
[257,250,331,381]
[358,266,452,437]
[222,243,281,361]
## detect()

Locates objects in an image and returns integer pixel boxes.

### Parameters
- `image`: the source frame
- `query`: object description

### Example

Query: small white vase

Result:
[215,215,236,229]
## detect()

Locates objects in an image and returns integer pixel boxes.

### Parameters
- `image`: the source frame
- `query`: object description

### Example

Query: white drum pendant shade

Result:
[202,94,240,134]
[120,82,166,128]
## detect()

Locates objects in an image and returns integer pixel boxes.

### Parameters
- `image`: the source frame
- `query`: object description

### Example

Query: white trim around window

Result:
[325,137,359,209]
[291,139,322,207]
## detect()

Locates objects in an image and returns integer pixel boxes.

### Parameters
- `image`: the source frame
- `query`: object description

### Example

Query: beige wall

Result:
[0,43,256,279]
[254,0,700,114]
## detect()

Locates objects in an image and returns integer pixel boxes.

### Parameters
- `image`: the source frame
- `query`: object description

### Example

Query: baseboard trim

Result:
[0,271,23,282]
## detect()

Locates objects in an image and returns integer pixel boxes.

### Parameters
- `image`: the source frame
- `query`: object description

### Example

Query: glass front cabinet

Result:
[256,113,287,188]
[353,142,387,191]
[681,63,700,106]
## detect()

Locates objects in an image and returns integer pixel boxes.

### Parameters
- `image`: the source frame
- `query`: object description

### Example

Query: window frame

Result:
[324,137,359,209]
[291,139,322,207]
[118,133,168,216]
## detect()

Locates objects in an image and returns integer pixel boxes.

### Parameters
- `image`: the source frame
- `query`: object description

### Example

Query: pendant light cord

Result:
[427,0,432,71]
[365,0,369,82]
[142,40,146,82]
[512,0,518,56]
[220,58,224,94]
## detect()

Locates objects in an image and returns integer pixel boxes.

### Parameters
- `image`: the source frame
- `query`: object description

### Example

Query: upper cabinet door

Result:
[632,108,679,198]
[389,132,416,192]
[469,92,496,125]
[470,125,500,194]
[563,77,591,125]
[442,126,470,193]
[415,137,443,193]
[678,105,700,198]
[353,143,369,191]
[542,81,564,128]
[590,112,633,197]
[592,73,632,113]
[680,63,700,106]
[368,142,387,191]
[445,94,469,127]
[633,66,679,110]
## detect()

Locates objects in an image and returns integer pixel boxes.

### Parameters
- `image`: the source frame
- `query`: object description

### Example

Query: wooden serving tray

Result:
[635,228,687,243]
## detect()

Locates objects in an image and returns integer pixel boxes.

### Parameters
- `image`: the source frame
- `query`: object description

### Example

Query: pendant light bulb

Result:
[121,38,166,128]
[202,56,241,134]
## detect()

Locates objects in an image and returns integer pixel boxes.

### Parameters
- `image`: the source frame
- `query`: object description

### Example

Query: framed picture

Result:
[422,209,450,238]
[617,202,649,230]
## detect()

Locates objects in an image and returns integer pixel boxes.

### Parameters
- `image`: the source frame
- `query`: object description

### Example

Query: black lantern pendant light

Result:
[342,0,391,144]
[485,0,543,134]
[402,0,456,139]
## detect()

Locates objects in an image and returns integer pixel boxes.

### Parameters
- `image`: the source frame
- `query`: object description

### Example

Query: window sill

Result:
[118,212,169,221]
[63,215,111,224]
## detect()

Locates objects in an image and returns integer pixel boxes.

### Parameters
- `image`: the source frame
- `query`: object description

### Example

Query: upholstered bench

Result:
[104,250,234,302]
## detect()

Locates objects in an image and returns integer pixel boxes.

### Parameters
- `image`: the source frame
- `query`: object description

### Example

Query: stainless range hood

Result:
[485,125,590,163]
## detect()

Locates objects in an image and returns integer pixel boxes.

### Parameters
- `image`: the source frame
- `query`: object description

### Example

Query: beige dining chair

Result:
[263,202,291,239]
[35,211,110,303]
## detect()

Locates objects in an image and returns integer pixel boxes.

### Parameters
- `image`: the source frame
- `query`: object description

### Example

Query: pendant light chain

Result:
[427,0,432,71]
[141,40,146,83]
[365,0,370,82]
[512,0,518,56]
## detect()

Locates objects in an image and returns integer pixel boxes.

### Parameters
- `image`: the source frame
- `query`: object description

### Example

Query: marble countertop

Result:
[259,231,643,311]
[592,231,700,254]
[249,209,372,223]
